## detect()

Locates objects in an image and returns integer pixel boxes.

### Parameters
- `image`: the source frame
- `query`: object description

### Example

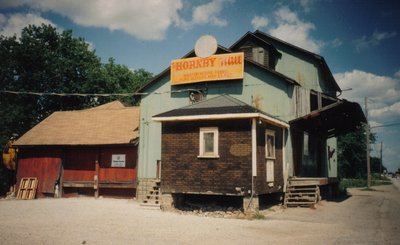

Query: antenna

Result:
[194,35,218,58]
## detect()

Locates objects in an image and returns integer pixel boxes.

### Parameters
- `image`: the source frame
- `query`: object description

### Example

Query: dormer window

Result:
[252,47,265,65]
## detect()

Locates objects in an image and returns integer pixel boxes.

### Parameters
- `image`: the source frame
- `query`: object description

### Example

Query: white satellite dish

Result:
[194,35,218,58]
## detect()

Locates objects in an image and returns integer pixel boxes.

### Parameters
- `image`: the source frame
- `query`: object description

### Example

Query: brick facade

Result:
[256,124,284,194]
[160,119,283,196]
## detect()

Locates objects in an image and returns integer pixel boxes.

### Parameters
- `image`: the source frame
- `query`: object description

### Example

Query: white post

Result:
[252,118,257,177]
[365,97,371,188]
[282,129,287,191]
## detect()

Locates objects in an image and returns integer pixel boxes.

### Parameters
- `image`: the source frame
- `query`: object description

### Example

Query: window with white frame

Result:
[199,127,219,158]
[265,129,275,159]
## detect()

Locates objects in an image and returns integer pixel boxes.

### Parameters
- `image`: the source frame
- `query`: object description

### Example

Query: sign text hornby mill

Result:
[170,52,244,85]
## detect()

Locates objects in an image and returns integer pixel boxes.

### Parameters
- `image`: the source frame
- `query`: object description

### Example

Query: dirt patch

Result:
[0,181,399,244]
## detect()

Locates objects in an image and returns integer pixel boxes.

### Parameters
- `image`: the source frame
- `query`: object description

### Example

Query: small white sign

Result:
[111,154,126,167]
[266,160,274,182]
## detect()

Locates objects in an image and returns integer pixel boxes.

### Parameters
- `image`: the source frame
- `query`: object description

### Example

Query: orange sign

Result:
[170,53,244,85]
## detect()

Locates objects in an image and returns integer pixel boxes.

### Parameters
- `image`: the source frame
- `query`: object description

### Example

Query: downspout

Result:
[248,118,257,210]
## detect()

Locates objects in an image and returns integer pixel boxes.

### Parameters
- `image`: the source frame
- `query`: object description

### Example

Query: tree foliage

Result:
[337,125,377,178]
[0,24,152,149]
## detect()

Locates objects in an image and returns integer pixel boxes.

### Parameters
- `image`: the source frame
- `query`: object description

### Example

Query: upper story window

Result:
[252,47,265,65]
[199,127,219,158]
[265,129,276,159]
[240,44,273,68]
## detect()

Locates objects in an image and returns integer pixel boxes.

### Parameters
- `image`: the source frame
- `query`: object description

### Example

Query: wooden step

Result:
[140,203,161,209]
[284,179,320,208]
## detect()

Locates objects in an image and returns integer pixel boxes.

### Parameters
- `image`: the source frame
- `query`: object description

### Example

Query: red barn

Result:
[14,101,139,198]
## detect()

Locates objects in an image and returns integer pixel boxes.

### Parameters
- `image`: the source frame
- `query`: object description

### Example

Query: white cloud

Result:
[251,16,268,30]
[353,30,397,52]
[331,38,342,48]
[0,13,57,37]
[369,102,400,119]
[334,70,400,122]
[0,0,234,40]
[189,0,233,28]
[394,69,400,78]
[1,0,185,41]
[298,0,314,13]
[268,7,322,53]
[335,69,400,172]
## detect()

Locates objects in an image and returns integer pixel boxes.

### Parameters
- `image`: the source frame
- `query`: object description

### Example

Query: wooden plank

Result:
[17,177,38,200]
[62,181,94,188]
[98,182,136,189]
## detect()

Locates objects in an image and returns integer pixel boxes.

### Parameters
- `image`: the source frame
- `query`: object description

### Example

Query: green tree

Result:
[0,24,152,195]
[0,24,152,149]
[337,124,376,178]
[370,156,386,174]
[93,58,152,105]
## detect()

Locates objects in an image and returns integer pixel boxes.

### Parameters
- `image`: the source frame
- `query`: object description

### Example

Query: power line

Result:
[0,90,146,97]
[371,122,400,129]
[0,88,205,97]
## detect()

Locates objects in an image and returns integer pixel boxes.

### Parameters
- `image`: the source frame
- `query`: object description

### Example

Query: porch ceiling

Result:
[289,100,366,138]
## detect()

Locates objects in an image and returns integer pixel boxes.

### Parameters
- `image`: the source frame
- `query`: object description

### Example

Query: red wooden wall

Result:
[16,145,137,198]
[17,157,61,198]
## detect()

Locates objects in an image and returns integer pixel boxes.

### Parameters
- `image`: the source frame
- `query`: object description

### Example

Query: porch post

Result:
[252,118,257,178]
[244,118,259,213]
[283,129,287,191]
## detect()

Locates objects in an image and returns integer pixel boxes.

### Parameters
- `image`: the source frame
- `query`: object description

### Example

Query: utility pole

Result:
[365,97,371,188]
[380,142,383,175]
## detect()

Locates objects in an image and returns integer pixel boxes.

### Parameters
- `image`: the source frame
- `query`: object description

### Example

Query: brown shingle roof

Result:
[14,101,139,146]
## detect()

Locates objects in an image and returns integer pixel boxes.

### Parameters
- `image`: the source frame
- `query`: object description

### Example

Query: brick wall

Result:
[161,119,253,195]
[255,124,284,194]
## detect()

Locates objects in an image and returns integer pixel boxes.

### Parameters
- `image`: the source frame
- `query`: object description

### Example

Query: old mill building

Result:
[136,30,365,211]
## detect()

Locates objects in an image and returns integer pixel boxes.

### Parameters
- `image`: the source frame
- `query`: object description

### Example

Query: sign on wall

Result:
[266,160,274,182]
[170,52,244,85]
[111,154,126,167]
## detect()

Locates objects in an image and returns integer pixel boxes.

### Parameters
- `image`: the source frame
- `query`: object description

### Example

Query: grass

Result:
[340,173,392,190]
[250,212,266,220]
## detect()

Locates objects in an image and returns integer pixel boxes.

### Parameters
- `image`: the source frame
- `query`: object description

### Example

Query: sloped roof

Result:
[290,100,366,138]
[14,101,140,146]
[85,100,126,110]
[153,95,288,128]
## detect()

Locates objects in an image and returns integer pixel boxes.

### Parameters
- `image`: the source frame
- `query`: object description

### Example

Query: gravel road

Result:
[0,180,399,245]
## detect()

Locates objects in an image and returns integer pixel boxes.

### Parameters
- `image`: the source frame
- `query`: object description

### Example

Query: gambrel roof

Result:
[136,45,299,94]
[251,30,341,93]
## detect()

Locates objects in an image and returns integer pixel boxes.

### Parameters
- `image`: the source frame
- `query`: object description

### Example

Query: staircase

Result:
[284,178,321,208]
[138,179,161,208]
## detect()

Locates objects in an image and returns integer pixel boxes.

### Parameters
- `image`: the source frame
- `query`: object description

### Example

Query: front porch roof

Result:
[289,100,366,137]
[152,94,289,128]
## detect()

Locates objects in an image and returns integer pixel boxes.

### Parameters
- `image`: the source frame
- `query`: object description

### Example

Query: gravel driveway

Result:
[0,180,399,245]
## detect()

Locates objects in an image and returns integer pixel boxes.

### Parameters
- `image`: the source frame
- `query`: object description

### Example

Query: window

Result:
[252,47,265,65]
[303,132,309,156]
[199,127,219,158]
[265,130,275,159]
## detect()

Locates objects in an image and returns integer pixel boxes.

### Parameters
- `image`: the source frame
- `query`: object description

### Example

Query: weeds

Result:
[249,212,265,220]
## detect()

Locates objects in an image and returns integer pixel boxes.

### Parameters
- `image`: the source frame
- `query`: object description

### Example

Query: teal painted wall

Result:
[270,42,332,94]
[138,63,294,179]
[138,52,338,179]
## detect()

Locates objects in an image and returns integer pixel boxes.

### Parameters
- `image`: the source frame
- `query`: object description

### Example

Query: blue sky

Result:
[1,0,399,172]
